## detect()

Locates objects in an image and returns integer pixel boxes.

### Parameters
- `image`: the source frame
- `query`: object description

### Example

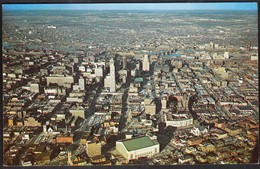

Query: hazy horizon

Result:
[2,3,258,11]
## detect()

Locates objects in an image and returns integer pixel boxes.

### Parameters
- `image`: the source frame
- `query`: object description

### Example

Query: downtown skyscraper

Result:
[109,58,116,92]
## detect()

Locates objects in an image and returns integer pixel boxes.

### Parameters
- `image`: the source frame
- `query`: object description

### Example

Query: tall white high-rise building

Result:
[109,58,116,92]
[95,67,103,77]
[104,75,111,88]
[142,54,150,71]
[79,77,85,90]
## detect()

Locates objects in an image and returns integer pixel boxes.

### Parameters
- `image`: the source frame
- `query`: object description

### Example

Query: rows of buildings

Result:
[2,9,258,166]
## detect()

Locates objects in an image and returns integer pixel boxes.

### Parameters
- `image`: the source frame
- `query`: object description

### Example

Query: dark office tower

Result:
[188,95,199,119]
[168,94,178,113]
[123,56,127,69]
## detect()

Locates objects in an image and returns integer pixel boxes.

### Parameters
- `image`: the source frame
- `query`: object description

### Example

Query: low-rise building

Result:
[190,125,208,136]
[211,127,228,139]
[56,134,74,144]
[86,141,102,158]
[116,136,159,161]
[224,125,244,136]
[164,111,193,128]
[187,137,204,146]
[24,117,41,127]
[199,142,216,153]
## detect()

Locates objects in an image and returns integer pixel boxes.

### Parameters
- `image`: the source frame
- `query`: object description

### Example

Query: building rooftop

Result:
[121,136,158,151]
[134,77,143,83]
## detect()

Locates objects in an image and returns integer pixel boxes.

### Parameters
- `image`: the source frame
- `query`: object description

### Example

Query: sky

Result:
[2,3,258,11]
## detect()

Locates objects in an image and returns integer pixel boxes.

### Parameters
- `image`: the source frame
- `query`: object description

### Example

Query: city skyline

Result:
[2,2,258,11]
